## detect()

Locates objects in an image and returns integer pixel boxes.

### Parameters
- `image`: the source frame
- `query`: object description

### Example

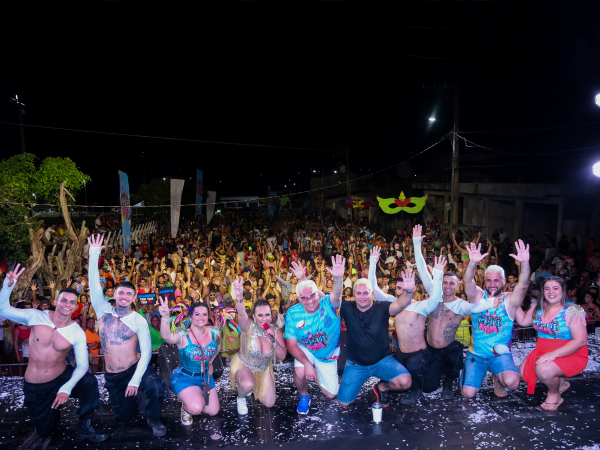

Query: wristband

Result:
[404,289,415,294]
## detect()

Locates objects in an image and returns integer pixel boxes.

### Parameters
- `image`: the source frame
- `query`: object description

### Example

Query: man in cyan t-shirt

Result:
[285,255,346,415]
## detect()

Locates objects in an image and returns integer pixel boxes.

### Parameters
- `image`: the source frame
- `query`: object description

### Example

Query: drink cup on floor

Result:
[372,402,382,423]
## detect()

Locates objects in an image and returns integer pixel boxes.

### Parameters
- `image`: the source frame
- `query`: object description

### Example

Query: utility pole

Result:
[346,146,352,223]
[422,83,459,238]
[451,85,460,240]
[10,95,26,153]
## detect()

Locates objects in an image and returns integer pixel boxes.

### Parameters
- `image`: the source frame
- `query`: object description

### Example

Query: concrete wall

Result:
[462,197,486,227]
[522,202,558,243]
[488,200,515,238]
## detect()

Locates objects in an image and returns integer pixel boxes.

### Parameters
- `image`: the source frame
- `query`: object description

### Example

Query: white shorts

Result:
[293,345,339,395]
[22,344,29,357]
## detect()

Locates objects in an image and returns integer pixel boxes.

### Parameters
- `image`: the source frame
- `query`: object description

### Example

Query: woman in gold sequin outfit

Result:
[231,277,287,415]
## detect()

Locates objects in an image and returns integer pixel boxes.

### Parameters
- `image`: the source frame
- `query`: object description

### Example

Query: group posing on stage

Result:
[0,227,589,439]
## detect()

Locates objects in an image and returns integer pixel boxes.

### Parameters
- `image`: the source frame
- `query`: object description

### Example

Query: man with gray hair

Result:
[284,255,346,415]
[462,240,530,398]
[337,266,417,408]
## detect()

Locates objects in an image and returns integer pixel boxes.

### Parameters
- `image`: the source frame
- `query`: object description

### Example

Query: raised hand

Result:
[433,256,447,271]
[370,246,381,263]
[326,254,346,278]
[509,239,530,263]
[87,234,105,250]
[158,296,170,316]
[6,264,26,288]
[30,282,38,292]
[290,261,306,280]
[413,224,424,241]
[401,270,415,291]
[467,242,488,263]
[232,276,244,300]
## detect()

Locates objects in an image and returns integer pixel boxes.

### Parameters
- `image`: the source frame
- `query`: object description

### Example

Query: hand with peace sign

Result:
[5,264,26,288]
[158,296,170,318]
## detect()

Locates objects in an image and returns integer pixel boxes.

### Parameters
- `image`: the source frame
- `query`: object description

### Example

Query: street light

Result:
[429,117,436,122]
[593,162,600,177]
[595,94,600,107]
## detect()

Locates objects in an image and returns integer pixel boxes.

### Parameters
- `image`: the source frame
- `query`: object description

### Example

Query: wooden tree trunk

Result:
[12,182,88,299]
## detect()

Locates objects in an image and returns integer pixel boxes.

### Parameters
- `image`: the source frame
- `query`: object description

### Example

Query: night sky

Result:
[2,1,600,205]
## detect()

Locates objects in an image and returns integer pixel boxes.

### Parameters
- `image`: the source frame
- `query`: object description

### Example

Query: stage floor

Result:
[2,339,600,450]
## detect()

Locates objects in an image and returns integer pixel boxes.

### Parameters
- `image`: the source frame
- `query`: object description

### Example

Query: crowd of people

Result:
[0,211,598,440]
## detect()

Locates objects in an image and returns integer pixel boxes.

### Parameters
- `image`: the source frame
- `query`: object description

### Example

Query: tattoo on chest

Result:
[443,323,460,342]
[100,315,136,356]
[430,303,444,319]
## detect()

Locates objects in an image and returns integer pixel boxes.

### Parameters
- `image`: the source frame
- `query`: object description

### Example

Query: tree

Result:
[132,177,171,222]
[0,153,91,297]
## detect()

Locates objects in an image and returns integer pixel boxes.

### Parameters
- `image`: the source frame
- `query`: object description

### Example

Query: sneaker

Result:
[237,397,248,415]
[373,382,390,407]
[147,417,167,437]
[442,378,454,400]
[297,395,311,414]
[181,406,193,426]
[400,388,421,405]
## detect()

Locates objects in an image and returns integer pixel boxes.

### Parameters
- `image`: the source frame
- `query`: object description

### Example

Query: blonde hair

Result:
[352,278,373,298]
[484,265,505,280]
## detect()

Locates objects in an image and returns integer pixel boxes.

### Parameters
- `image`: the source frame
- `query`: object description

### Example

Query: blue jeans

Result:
[338,355,409,405]
[460,351,519,390]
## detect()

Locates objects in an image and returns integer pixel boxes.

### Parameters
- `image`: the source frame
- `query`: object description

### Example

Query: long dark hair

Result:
[190,301,210,314]
[533,277,569,319]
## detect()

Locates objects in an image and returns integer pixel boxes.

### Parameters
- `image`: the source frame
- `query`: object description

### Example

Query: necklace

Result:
[50,311,72,330]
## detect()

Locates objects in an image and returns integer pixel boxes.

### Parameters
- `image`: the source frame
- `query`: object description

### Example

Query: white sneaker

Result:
[237,397,248,415]
[181,405,193,426]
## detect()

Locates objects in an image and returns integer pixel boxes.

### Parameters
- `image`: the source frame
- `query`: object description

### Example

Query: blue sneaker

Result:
[297,395,311,414]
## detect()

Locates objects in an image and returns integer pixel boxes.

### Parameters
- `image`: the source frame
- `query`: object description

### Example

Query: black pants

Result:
[337,330,348,376]
[422,340,464,393]
[104,362,166,421]
[23,366,101,437]
[393,348,430,391]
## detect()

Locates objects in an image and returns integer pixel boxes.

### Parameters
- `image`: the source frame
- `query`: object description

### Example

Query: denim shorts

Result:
[338,355,409,405]
[460,351,519,390]
[170,367,215,396]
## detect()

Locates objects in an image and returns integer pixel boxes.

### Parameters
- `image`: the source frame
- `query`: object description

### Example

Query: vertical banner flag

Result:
[118,171,132,255]
[170,179,185,238]
[206,191,216,224]
[269,191,277,217]
[195,169,203,216]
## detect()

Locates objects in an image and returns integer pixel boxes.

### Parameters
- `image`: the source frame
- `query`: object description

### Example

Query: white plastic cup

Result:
[372,402,382,423]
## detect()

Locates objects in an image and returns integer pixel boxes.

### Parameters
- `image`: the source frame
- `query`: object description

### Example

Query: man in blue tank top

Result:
[461,240,530,398]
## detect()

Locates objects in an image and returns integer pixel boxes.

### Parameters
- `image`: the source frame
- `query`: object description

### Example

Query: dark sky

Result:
[2,1,600,205]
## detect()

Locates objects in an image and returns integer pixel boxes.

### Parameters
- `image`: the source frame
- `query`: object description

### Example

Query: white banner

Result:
[170,179,185,238]
[206,191,216,224]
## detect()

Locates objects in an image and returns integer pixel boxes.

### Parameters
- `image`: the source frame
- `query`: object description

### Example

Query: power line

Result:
[460,120,600,134]
[0,120,369,153]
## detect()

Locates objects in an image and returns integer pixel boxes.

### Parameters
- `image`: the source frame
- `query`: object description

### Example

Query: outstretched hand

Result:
[158,296,170,316]
[433,256,447,272]
[290,261,306,280]
[326,255,346,278]
[467,242,488,263]
[412,224,425,242]
[232,276,244,300]
[370,246,381,262]
[509,239,530,263]
[400,270,415,291]
[6,264,26,288]
[87,234,105,251]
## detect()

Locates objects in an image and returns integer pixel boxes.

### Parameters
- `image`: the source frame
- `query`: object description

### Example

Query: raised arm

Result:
[325,254,346,308]
[389,269,418,315]
[0,265,32,325]
[464,242,487,303]
[157,296,181,344]
[368,246,396,302]
[87,235,114,318]
[507,239,531,308]
[232,276,252,332]
[412,224,434,294]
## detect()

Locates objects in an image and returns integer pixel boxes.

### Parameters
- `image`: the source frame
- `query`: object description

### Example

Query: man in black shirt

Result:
[337,271,416,407]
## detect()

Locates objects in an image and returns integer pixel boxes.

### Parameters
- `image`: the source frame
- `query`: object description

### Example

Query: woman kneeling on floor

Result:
[158,297,221,425]
[518,277,588,410]
[230,276,287,415]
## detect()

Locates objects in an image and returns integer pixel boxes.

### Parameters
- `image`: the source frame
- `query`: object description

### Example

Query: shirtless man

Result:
[368,243,445,405]
[410,225,495,400]
[461,240,530,398]
[88,235,167,436]
[0,265,107,441]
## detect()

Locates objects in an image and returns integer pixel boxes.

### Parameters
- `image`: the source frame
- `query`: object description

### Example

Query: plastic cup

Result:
[372,402,382,423]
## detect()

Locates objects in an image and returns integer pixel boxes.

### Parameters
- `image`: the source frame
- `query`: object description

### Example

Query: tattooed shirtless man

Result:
[88,235,167,436]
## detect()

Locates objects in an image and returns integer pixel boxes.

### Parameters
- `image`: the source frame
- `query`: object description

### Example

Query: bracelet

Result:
[404,289,415,294]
